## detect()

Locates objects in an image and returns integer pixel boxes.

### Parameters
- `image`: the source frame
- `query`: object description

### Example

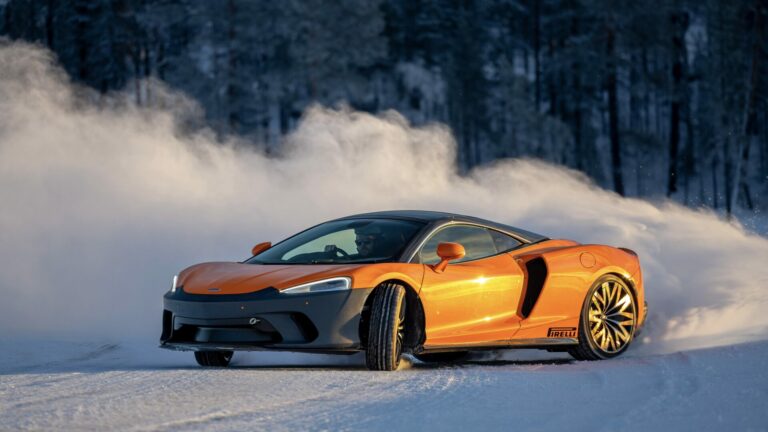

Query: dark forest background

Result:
[2,0,767,215]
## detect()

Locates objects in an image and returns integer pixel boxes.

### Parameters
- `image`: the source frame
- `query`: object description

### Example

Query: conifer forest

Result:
[2,0,767,215]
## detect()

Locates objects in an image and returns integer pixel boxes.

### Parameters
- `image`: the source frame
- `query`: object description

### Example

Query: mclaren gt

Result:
[160,211,647,370]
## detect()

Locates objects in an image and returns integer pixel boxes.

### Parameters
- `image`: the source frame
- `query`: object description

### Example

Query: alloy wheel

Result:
[588,279,636,353]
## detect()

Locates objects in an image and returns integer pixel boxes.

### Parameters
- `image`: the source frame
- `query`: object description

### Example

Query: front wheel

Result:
[569,275,637,361]
[365,283,406,371]
[194,350,233,367]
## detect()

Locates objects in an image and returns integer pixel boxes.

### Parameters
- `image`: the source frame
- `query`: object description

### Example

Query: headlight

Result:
[171,274,178,293]
[280,277,351,295]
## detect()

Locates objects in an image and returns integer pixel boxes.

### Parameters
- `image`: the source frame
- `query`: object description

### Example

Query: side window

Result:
[488,229,522,253]
[418,225,499,265]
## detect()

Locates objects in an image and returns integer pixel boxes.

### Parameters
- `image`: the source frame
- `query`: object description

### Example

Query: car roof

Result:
[336,210,549,243]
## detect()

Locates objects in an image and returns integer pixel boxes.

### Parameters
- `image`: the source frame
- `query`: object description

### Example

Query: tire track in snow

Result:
[2,342,767,431]
[132,368,413,431]
[599,352,702,431]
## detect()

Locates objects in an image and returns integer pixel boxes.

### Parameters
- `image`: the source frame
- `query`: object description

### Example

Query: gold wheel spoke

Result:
[593,321,604,333]
[601,282,613,310]
[605,330,615,351]
[589,309,600,322]
[605,320,627,343]
[608,294,633,315]
[599,331,609,351]
[594,291,605,309]
[594,324,607,348]
[611,311,635,320]
[615,317,635,328]
[613,323,631,344]
[620,319,635,329]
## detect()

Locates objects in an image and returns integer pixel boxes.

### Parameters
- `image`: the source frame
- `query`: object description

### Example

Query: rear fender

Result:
[511,244,641,339]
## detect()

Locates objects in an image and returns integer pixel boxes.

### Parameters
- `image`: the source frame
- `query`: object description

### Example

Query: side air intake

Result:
[521,257,548,318]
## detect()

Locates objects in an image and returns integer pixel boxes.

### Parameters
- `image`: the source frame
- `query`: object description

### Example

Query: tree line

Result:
[2,0,766,214]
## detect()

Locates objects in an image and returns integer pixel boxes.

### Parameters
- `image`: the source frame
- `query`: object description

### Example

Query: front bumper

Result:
[160,287,373,353]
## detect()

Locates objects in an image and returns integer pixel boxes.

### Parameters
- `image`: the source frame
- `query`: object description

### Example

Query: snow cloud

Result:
[1,42,766,354]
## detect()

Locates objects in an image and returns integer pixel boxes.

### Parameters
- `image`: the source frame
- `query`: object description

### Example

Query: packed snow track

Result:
[1,340,766,431]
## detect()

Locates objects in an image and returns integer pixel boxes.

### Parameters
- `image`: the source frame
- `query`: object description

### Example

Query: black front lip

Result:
[160,287,374,352]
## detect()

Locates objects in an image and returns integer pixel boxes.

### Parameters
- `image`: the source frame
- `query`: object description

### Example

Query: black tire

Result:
[414,351,468,363]
[569,275,637,361]
[194,350,233,367]
[365,282,406,371]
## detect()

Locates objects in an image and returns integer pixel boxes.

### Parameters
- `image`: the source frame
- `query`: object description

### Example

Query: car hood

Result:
[178,262,366,295]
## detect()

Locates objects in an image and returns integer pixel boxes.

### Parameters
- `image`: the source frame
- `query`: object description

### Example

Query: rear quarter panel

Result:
[511,242,643,339]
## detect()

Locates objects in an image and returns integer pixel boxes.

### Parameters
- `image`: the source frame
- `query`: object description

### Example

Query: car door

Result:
[416,224,525,347]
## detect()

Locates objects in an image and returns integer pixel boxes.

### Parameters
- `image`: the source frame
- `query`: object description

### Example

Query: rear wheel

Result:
[194,350,233,367]
[569,275,637,361]
[414,351,468,363]
[365,283,406,371]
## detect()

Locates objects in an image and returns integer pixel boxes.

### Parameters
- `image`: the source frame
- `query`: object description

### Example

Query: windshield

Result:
[246,219,426,264]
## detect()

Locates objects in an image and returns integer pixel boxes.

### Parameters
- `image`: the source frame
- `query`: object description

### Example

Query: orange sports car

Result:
[160,211,647,370]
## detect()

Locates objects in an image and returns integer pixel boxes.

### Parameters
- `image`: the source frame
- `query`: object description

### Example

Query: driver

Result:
[355,225,383,257]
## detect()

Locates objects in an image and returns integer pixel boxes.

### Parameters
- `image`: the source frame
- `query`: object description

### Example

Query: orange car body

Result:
[162,211,645,356]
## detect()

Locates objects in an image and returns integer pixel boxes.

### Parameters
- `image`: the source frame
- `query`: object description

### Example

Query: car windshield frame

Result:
[245,218,427,265]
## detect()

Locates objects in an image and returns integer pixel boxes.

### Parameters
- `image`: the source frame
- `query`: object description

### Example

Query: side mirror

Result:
[433,242,466,273]
[251,242,272,256]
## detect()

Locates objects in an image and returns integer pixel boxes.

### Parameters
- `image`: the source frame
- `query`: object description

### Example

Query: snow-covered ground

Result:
[1,339,767,431]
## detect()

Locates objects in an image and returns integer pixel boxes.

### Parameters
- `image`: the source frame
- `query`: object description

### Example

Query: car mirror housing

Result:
[433,242,466,273]
[251,242,272,256]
